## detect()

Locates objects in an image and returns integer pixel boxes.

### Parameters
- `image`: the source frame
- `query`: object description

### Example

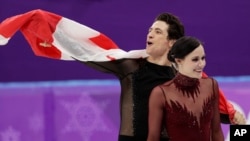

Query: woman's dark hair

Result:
[154,13,185,40]
[167,36,203,63]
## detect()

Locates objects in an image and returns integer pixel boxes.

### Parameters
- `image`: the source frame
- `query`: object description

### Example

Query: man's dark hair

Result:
[154,13,185,40]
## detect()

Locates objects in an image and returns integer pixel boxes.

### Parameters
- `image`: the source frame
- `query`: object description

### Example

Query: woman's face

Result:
[177,45,206,79]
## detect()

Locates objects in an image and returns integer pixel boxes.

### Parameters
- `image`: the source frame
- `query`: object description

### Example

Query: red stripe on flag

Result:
[89,33,118,50]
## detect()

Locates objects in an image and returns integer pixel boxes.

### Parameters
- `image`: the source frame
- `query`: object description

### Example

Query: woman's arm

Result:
[147,86,166,141]
[211,78,225,141]
[202,72,242,124]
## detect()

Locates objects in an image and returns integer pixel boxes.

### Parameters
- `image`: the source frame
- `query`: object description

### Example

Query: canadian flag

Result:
[0,9,148,61]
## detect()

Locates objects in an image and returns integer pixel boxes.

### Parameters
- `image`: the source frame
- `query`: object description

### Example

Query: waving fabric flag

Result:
[0,9,148,61]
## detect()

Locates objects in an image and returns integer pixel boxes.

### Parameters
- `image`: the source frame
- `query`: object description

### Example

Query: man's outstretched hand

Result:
[232,110,247,125]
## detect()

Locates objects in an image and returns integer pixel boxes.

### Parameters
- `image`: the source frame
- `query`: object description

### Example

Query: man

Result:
[0,10,245,141]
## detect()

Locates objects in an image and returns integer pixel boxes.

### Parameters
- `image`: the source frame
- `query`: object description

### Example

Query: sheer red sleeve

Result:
[202,72,236,123]
[211,78,225,141]
[147,86,166,141]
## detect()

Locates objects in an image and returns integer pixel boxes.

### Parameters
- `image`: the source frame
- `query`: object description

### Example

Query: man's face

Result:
[146,21,172,58]
[177,45,206,79]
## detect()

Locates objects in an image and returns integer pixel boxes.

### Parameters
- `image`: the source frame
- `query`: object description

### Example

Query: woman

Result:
[147,36,224,141]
